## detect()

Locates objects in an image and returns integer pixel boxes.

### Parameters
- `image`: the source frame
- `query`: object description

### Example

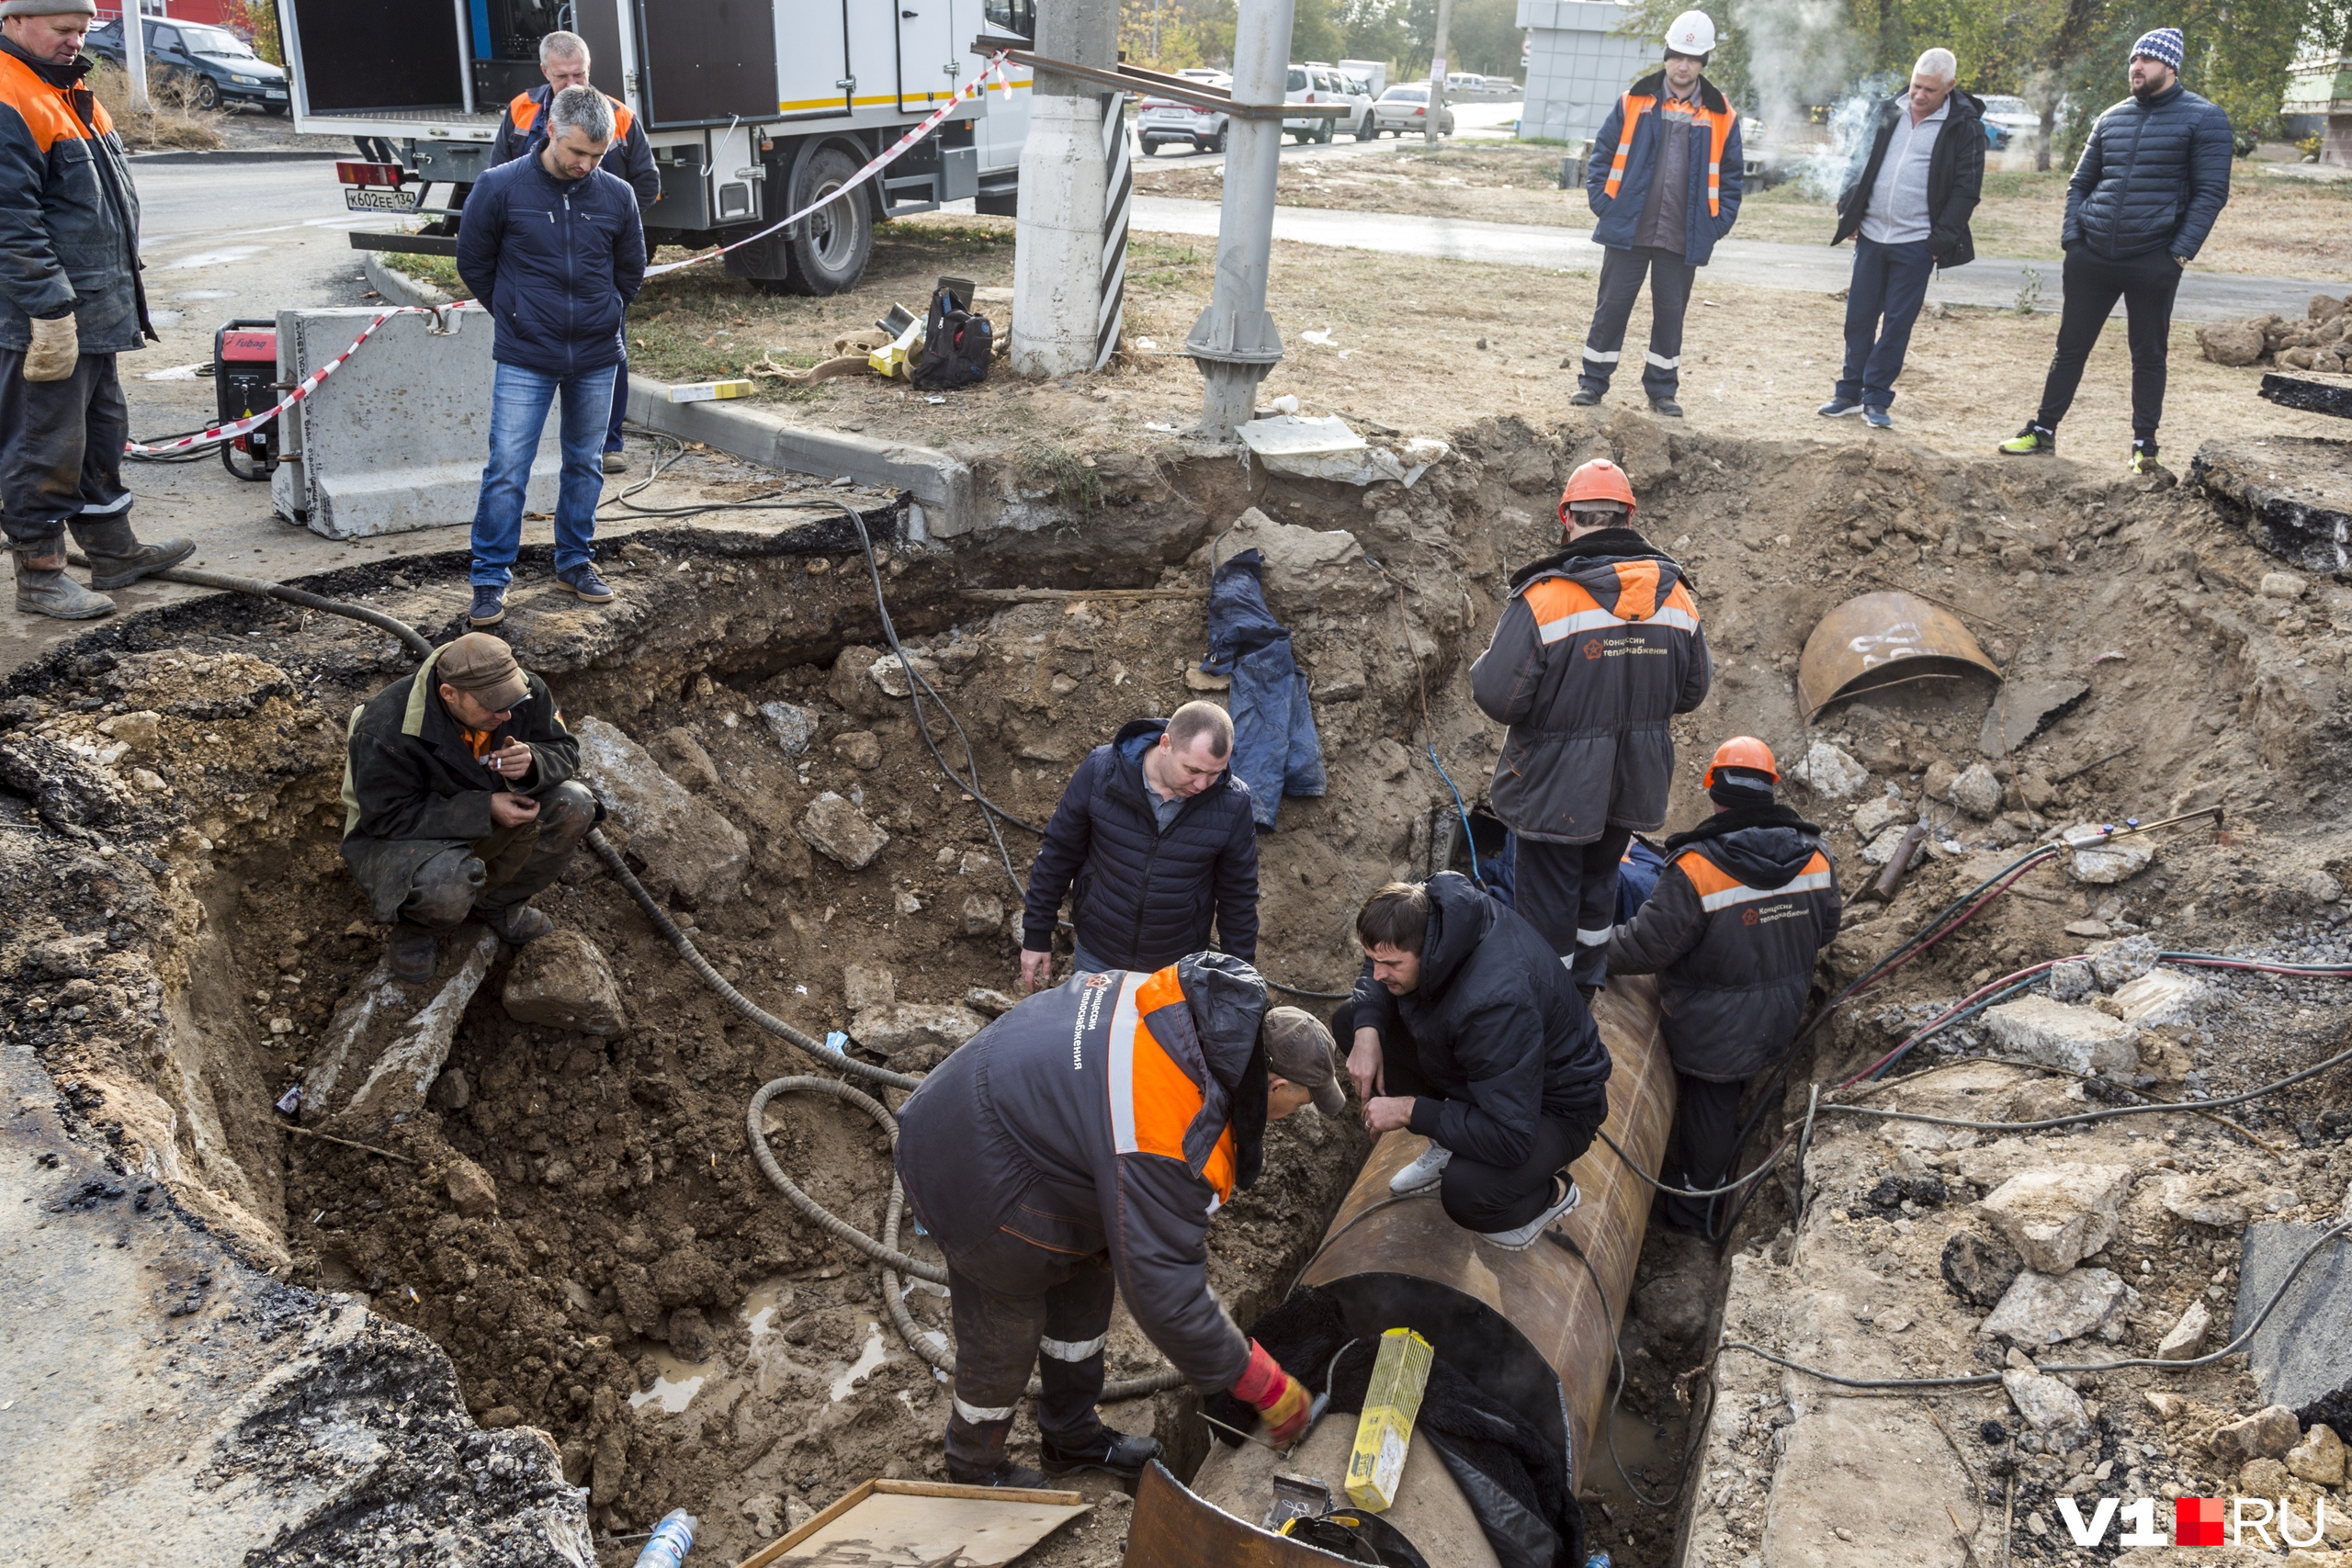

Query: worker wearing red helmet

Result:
[1606,739,1841,1234]
[1470,457,1712,994]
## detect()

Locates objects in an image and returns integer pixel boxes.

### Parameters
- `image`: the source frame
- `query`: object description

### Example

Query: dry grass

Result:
[87,57,223,152]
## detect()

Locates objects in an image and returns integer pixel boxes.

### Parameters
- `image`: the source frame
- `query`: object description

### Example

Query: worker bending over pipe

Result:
[1336,874,1614,1249]
[1607,739,1841,1233]
[895,956,1344,1487]
[1470,458,1712,996]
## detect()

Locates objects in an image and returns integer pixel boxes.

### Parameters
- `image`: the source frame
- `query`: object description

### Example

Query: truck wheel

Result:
[786,147,873,297]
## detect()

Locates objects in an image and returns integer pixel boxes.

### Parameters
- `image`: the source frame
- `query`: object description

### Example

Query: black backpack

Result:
[911,284,992,390]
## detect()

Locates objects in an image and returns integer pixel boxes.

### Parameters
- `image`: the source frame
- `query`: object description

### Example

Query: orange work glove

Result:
[1231,1338,1314,1447]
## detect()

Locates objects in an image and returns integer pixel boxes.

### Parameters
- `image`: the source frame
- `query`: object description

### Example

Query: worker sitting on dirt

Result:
[1339,875,1615,1251]
[1,0,194,622]
[1469,457,1712,996]
[1019,701,1258,990]
[488,28,657,475]
[896,956,1342,1486]
[340,632,594,983]
[1606,739,1841,1235]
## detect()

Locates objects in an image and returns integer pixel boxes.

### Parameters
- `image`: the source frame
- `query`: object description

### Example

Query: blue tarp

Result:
[1202,548,1326,830]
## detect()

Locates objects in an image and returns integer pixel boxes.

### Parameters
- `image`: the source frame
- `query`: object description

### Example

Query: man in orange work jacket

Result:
[896,954,1345,1486]
[1608,739,1841,1235]
[1570,9,1743,418]
[1471,458,1711,995]
[489,29,657,471]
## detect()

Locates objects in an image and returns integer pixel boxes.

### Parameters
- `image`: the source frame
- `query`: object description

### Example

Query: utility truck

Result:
[277,0,1035,295]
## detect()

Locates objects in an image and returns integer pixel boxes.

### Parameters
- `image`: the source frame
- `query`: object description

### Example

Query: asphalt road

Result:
[1127,195,2340,324]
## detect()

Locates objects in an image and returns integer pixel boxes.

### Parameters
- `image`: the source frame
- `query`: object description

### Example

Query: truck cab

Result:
[283,0,1034,295]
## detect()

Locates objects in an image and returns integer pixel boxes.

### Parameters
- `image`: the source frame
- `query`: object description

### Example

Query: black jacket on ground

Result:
[1606,803,1841,1083]
[455,152,645,377]
[2064,83,2232,263]
[1022,718,1260,968]
[339,638,579,847]
[1348,873,1613,1167]
[1832,90,1986,267]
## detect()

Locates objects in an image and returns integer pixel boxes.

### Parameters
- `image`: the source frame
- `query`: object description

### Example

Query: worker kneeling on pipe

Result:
[1606,739,1841,1234]
[1337,874,1615,1250]
[340,633,594,985]
[895,954,1343,1487]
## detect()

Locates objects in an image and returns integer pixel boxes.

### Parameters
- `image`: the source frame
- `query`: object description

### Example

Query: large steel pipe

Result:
[1125,975,1677,1563]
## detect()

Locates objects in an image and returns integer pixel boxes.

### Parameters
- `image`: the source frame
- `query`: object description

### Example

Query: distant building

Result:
[95,2,239,25]
[1515,0,1659,146]
[2280,54,2352,163]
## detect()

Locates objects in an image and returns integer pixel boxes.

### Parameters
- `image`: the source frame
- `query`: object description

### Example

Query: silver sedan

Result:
[1370,84,1455,136]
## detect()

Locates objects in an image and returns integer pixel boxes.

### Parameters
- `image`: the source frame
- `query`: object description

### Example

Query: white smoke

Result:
[1798,93,1880,200]
[1726,0,1863,193]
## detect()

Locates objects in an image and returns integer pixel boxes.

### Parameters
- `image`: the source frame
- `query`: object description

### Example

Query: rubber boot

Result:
[12,546,114,620]
[69,515,196,592]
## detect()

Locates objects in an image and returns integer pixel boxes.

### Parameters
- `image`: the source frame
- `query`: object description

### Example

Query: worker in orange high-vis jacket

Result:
[1571,9,1743,418]
[895,954,1345,1487]
[1607,739,1841,1235]
[1471,458,1711,995]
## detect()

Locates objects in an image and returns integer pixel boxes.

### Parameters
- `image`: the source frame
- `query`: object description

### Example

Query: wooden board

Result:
[737,1479,1089,1568]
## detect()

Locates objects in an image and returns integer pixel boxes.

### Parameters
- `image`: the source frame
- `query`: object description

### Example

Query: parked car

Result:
[1978,94,2069,146]
[85,17,288,113]
[1371,83,1453,136]
[1282,64,1360,143]
[1323,67,1377,140]
[1138,82,1229,155]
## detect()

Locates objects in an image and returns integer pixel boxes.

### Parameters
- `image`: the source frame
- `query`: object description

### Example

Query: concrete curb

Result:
[362,254,454,310]
[126,147,345,164]
[624,375,977,539]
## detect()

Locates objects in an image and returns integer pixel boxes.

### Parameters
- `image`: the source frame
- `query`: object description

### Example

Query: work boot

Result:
[1568,388,1601,407]
[481,903,553,944]
[68,515,195,591]
[1477,1174,1582,1252]
[12,547,113,620]
[389,922,438,984]
[1998,421,2055,456]
[947,1458,1053,1490]
[1388,1144,1452,1196]
[1649,397,1684,418]
[1040,1427,1161,1479]
[601,450,628,473]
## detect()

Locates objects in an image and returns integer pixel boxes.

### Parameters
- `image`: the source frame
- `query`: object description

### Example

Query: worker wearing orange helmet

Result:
[1606,739,1841,1234]
[1470,457,1712,994]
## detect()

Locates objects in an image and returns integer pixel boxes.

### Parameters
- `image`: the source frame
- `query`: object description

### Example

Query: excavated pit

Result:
[8,414,2352,1568]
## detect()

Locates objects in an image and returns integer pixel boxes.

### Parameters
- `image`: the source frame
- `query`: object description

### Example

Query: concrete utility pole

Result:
[1184,0,1294,438]
[124,1,151,114]
[1009,0,1120,378]
[1423,0,1453,145]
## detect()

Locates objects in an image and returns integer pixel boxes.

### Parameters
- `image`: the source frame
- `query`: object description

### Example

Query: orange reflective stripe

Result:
[1801,850,1831,877]
[0,51,104,152]
[1703,107,1735,216]
[1663,581,1699,618]
[1612,560,1660,621]
[1601,93,1653,199]
[1135,964,1187,1021]
[611,98,634,140]
[509,91,539,133]
[1675,849,1742,899]
[1125,1017,1202,1162]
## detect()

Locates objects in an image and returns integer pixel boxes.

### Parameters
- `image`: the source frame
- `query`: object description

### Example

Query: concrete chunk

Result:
[1789,740,1869,799]
[2109,968,2204,1028]
[2086,935,2161,988]
[302,928,502,1126]
[2003,1369,2091,1448]
[1977,1163,2133,1275]
[2068,835,2153,885]
[2156,1299,2212,1360]
[1979,1267,2134,1345]
[573,716,749,906]
[1984,995,2140,1077]
[757,701,819,758]
[502,931,627,1036]
[797,791,889,870]
[2234,1220,2352,1407]
[1851,795,1903,840]
[1951,761,2002,819]
[2211,1404,2303,1463]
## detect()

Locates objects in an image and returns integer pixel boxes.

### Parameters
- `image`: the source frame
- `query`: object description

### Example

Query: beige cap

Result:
[1262,1007,1344,1115]
[435,632,529,711]
[0,1,99,16]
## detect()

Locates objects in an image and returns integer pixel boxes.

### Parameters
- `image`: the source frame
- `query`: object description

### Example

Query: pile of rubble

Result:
[2197,292,2352,371]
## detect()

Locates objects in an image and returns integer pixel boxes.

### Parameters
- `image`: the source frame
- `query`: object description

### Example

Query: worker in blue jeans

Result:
[455,85,645,629]
[1822,50,1984,430]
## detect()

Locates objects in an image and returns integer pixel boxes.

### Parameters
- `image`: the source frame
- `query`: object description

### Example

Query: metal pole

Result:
[1010,0,1120,378]
[124,2,151,115]
[1423,0,1453,145]
[453,0,475,116]
[1183,0,1293,439]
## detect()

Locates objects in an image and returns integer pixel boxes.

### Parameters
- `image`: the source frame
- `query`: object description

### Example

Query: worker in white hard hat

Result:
[1570,9,1742,420]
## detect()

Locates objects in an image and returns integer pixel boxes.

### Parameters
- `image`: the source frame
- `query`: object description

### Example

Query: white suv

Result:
[1137,74,1231,156]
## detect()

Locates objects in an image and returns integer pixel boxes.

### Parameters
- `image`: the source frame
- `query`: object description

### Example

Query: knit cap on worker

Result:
[0,0,97,15]
[1261,1006,1345,1114]
[437,632,530,712]
[2130,27,2184,70]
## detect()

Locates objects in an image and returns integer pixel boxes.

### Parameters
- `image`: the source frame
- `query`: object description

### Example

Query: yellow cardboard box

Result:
[1345,1326,1434,1511]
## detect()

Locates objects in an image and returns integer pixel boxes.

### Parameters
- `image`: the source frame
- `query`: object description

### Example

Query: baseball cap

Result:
[1262,1007,1345,1115]
[436,633,530,712]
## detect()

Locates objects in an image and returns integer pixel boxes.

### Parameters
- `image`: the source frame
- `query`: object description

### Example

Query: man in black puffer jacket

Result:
[1337,874,1614,1251]
[1998,27,2230,473]
[1021,704,1259,988]
[1607,739,1840,1234]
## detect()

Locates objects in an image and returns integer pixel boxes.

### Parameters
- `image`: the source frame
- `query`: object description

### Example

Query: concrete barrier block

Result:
[271,306,560,539]
[624,374,975,537]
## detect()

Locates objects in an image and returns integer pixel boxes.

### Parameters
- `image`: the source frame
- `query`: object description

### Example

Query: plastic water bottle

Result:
[633,1510,697,1568]
[1580,1553,1611,1568]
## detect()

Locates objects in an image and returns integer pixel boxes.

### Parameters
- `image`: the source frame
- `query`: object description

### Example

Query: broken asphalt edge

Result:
[624,375,977,542]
